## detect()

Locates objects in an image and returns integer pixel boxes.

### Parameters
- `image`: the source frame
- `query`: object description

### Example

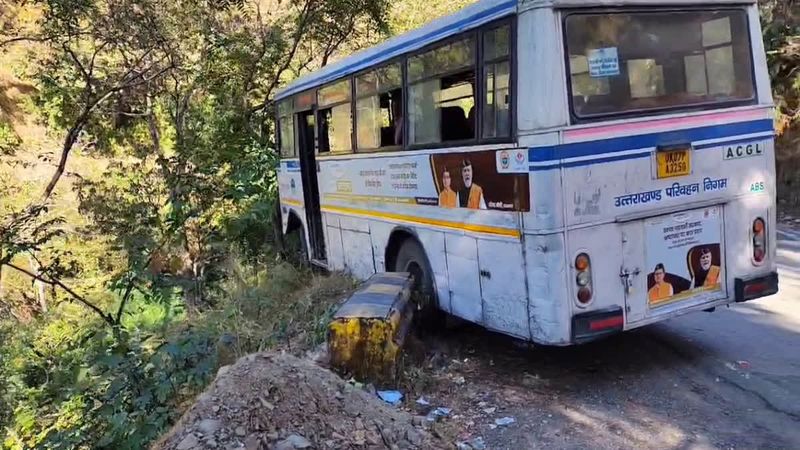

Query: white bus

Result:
[275,0,778,345]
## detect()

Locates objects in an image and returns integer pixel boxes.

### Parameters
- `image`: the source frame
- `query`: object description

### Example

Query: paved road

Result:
[416,224,800,450]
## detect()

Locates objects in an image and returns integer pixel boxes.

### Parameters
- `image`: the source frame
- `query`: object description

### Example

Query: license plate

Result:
[656,149,691,179]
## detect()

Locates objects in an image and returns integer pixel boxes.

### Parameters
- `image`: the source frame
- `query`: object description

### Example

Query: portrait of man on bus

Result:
[690,247,721,289]
[438,168,457,208]
[458,159,487,209]
[648,263,674,302]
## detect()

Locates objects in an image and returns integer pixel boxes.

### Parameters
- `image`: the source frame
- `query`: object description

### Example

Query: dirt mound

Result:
[154,352,444,450]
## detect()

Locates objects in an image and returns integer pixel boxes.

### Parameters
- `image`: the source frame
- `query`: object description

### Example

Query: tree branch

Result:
[3,262,115,326]
[0,35,51,49]
[249,0,317,114]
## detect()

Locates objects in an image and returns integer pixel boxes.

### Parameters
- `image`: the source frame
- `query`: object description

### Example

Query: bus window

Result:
[278,99,295,157]
[482,24,511,139]
[408,36,476,145]
[565,9,755,119]
[318,79,353,153]
[355,63,403,150]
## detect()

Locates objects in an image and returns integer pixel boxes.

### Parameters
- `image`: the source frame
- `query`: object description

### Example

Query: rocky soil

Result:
[154,352,446,450]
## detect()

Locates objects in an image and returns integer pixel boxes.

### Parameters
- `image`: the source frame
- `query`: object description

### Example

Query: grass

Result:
[198,259,358,364]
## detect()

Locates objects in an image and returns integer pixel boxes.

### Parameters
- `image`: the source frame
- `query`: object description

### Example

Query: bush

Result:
[0,260,355,449]
[0,313,218,450]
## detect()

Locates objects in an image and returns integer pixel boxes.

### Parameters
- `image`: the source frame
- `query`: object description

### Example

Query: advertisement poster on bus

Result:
[321,149,530,212]
[644,206,724,308]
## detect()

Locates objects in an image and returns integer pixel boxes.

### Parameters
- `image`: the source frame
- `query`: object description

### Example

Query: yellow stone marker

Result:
[328,272,414,382]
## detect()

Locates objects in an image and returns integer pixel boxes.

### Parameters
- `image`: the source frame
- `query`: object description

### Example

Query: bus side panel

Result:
[516,7,568,133]
[340,229,375,280]
[446,234,483,323]
[524,232,571,345]
[477,239,530,339]
[339,216,375,279]
[368,221,392,273]
[519,133,564,232]
[325,215,346,272]
[416,229,451,315]
[565,223,627,322]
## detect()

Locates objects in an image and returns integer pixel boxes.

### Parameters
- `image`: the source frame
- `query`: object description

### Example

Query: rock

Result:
[197,419,224,435]
[355,417,365,430]
[405,428,423,446]
[176,434,200,450]
[244,434,261,450]
[274,434,313,450]
[235,426,247,437]
[217,365,231,377]
[468,437,486,449]
[412,416,426,427]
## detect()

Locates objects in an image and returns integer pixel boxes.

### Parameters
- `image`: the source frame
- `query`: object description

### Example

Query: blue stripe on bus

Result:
[285,160,300,169]
[528,119,773,164]
[693,132,775,150]
[276,0,517,99]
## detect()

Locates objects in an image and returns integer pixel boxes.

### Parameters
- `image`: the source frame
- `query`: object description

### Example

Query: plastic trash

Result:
[468,437,486,450]
[737,360,751,369]
[377,390,403,405]
[426,407,452,422]
[416,397,431,406]
[494,417,516,426]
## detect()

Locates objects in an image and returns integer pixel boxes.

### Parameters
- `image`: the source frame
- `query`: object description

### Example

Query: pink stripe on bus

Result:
[565,108,769,141]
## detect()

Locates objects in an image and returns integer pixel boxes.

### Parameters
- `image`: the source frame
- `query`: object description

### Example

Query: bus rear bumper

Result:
[570,272,778,344]
[571,307,624,344]
[734,272,779,303]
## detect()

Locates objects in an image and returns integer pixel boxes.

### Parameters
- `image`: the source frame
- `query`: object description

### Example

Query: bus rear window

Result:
[565,9,755,119]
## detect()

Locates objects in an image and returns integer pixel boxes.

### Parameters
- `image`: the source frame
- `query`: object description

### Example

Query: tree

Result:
[0,0,390,324]
[762,0,800,201]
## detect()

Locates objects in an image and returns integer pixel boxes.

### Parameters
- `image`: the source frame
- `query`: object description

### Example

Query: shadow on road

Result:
[408,271,800,449]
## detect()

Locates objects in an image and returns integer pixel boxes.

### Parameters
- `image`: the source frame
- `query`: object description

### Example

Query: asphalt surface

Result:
[417,223,800,450]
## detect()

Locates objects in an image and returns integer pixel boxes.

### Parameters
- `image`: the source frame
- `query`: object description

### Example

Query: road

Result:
[412,223,800,450]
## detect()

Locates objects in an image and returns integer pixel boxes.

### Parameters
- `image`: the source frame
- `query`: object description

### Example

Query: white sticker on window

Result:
[588,47,620,77]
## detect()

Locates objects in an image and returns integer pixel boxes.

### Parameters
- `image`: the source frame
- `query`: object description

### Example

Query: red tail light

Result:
[752,218,766,264]
[589,315,624,331]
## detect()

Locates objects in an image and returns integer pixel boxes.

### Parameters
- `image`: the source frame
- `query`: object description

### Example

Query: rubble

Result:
[154,352,444,450]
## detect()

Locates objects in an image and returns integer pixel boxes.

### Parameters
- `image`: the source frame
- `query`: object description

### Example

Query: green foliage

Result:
[1,311,217,450]
[0,261,354,449]
[0,122,20,155]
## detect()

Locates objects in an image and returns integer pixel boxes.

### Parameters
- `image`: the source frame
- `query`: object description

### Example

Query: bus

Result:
[274,0,779,345]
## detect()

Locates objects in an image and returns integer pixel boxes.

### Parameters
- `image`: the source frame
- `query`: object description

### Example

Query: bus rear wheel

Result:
[394,239,443,328]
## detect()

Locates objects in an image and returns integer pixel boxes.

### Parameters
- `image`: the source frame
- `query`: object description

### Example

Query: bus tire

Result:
[394,239,443,328]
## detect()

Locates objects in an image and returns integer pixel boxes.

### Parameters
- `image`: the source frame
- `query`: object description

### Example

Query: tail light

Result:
[575,253,593,305]
[752,218,766,264]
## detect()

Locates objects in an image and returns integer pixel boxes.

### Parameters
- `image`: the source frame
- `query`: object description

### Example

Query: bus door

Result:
[622,206,728,323]
[296,110,326,262]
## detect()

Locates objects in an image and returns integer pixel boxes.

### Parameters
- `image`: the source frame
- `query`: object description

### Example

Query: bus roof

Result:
[274,0,516,101]
[274,0,756,101]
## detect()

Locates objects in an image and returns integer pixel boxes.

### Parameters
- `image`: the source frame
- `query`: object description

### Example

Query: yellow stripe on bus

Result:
[320,204,520,238]
[282,199,303,207]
